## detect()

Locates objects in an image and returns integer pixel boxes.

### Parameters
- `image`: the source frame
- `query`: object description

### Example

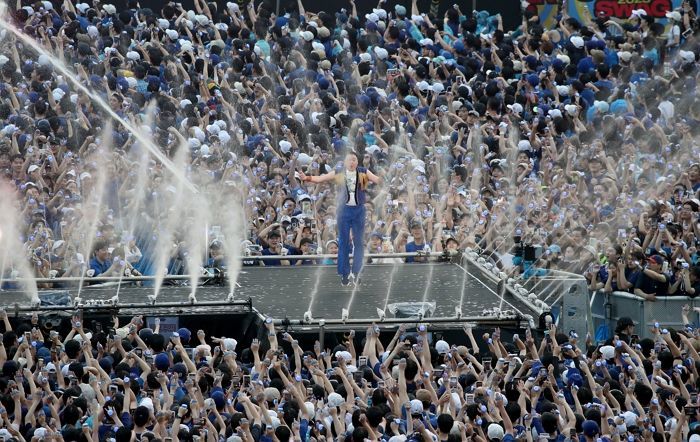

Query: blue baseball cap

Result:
[154,353,170,371]
[582,420,600,437]
[275,16,288,28]
[176,328,191,344]
[548,244,562,254]
[526,74,539,87]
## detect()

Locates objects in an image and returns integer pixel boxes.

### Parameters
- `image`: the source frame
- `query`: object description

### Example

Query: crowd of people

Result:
[3,0,700,438]
[0,308,699,441]
[1,0,700,293]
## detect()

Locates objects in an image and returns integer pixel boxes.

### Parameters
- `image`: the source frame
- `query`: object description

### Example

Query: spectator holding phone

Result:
[634,255,670,301]
[669,263,700,297]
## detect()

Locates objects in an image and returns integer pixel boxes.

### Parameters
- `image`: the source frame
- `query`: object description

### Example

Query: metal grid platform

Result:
[0,262,535,322]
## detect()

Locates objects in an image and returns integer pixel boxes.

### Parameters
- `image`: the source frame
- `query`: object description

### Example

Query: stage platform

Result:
[0,260,564,354]
[0,262,535,322]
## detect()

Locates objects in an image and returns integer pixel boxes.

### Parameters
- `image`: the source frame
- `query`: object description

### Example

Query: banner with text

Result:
[527,0,690,28]
[145,317,179,335]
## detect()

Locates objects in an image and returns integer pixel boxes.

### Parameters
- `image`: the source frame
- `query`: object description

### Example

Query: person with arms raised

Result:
[299,152,381,286]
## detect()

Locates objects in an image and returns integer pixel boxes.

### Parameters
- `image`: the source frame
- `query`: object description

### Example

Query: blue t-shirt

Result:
[597,266,609,283]
[405,241,427,263]
[89,258,111,276]
[624,267,641,291]
[262,247,289,266]
[299,418,309,442]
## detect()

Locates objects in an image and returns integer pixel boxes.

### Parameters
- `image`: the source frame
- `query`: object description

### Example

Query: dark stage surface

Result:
[238,262,528,319]
[0,262,533,321]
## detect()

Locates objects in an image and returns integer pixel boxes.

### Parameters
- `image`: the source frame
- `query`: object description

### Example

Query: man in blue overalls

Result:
[299,152,381,285]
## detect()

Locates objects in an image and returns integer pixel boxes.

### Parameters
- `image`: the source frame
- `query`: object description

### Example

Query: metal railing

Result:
[463,249,591,337]
[272,314,525,327]
[590,290,699,340]
[4,298,253,314]
[2,251,447,284]
[461,251,542,316]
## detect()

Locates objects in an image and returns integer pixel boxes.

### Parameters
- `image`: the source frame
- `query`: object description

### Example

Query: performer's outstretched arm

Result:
[298,169,336,184]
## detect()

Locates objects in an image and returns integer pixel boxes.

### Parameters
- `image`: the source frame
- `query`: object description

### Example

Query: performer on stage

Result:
[298,152,381,286]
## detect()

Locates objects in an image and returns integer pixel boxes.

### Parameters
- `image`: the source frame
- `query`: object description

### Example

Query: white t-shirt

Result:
[667,24,680,46]
[345,171,357,206]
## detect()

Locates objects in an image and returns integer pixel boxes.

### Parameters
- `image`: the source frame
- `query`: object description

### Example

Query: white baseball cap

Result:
[488,423,505,440]
[435,340,450,354]
[570,36,584,48]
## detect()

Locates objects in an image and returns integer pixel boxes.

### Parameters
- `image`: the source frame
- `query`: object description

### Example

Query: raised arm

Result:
[298,169,336,184]
[366,169,382,184]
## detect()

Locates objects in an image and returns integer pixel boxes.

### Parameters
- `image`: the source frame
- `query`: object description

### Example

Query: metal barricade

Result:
[515,269,591,338]
[590,290,698,340]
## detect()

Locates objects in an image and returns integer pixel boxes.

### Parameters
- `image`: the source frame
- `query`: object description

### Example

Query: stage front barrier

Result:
[590,290,698,340]
[526,270,591,339]
[472,252,592,339]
